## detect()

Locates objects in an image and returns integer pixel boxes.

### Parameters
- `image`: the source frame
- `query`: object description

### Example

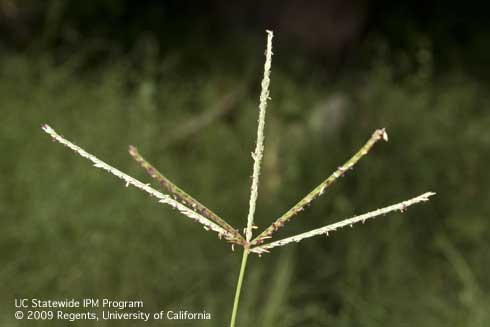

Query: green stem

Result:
[230,248,249,327]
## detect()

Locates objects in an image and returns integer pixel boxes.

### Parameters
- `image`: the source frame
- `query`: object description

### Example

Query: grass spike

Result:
[252,128,388,246]
[230,30,273,327]
[129,145,244,244]
[41,124,237,242]
[245,30,273,242]
[250,192,435,254]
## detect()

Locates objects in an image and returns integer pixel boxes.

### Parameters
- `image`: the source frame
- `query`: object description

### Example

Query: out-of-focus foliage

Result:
[1,43,489,326]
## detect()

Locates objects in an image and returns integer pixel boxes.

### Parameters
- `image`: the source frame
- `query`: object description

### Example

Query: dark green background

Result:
[1,1,489,326]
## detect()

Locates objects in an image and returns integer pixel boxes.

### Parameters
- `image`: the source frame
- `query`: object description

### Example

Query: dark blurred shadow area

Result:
[1,1,489,326]
[2,1,490,72]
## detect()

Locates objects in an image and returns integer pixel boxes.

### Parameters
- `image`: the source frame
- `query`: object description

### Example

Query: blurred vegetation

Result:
[1,1,489,326]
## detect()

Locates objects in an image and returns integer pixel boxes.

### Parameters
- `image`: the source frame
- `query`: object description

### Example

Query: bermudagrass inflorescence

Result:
[42,30,434,327]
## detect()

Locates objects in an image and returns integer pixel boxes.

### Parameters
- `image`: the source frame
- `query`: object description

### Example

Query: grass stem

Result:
[230,248,250,327]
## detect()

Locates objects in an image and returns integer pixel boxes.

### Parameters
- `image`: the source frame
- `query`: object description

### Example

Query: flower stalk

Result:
[230,248,249,327]
[42,30,435,327]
